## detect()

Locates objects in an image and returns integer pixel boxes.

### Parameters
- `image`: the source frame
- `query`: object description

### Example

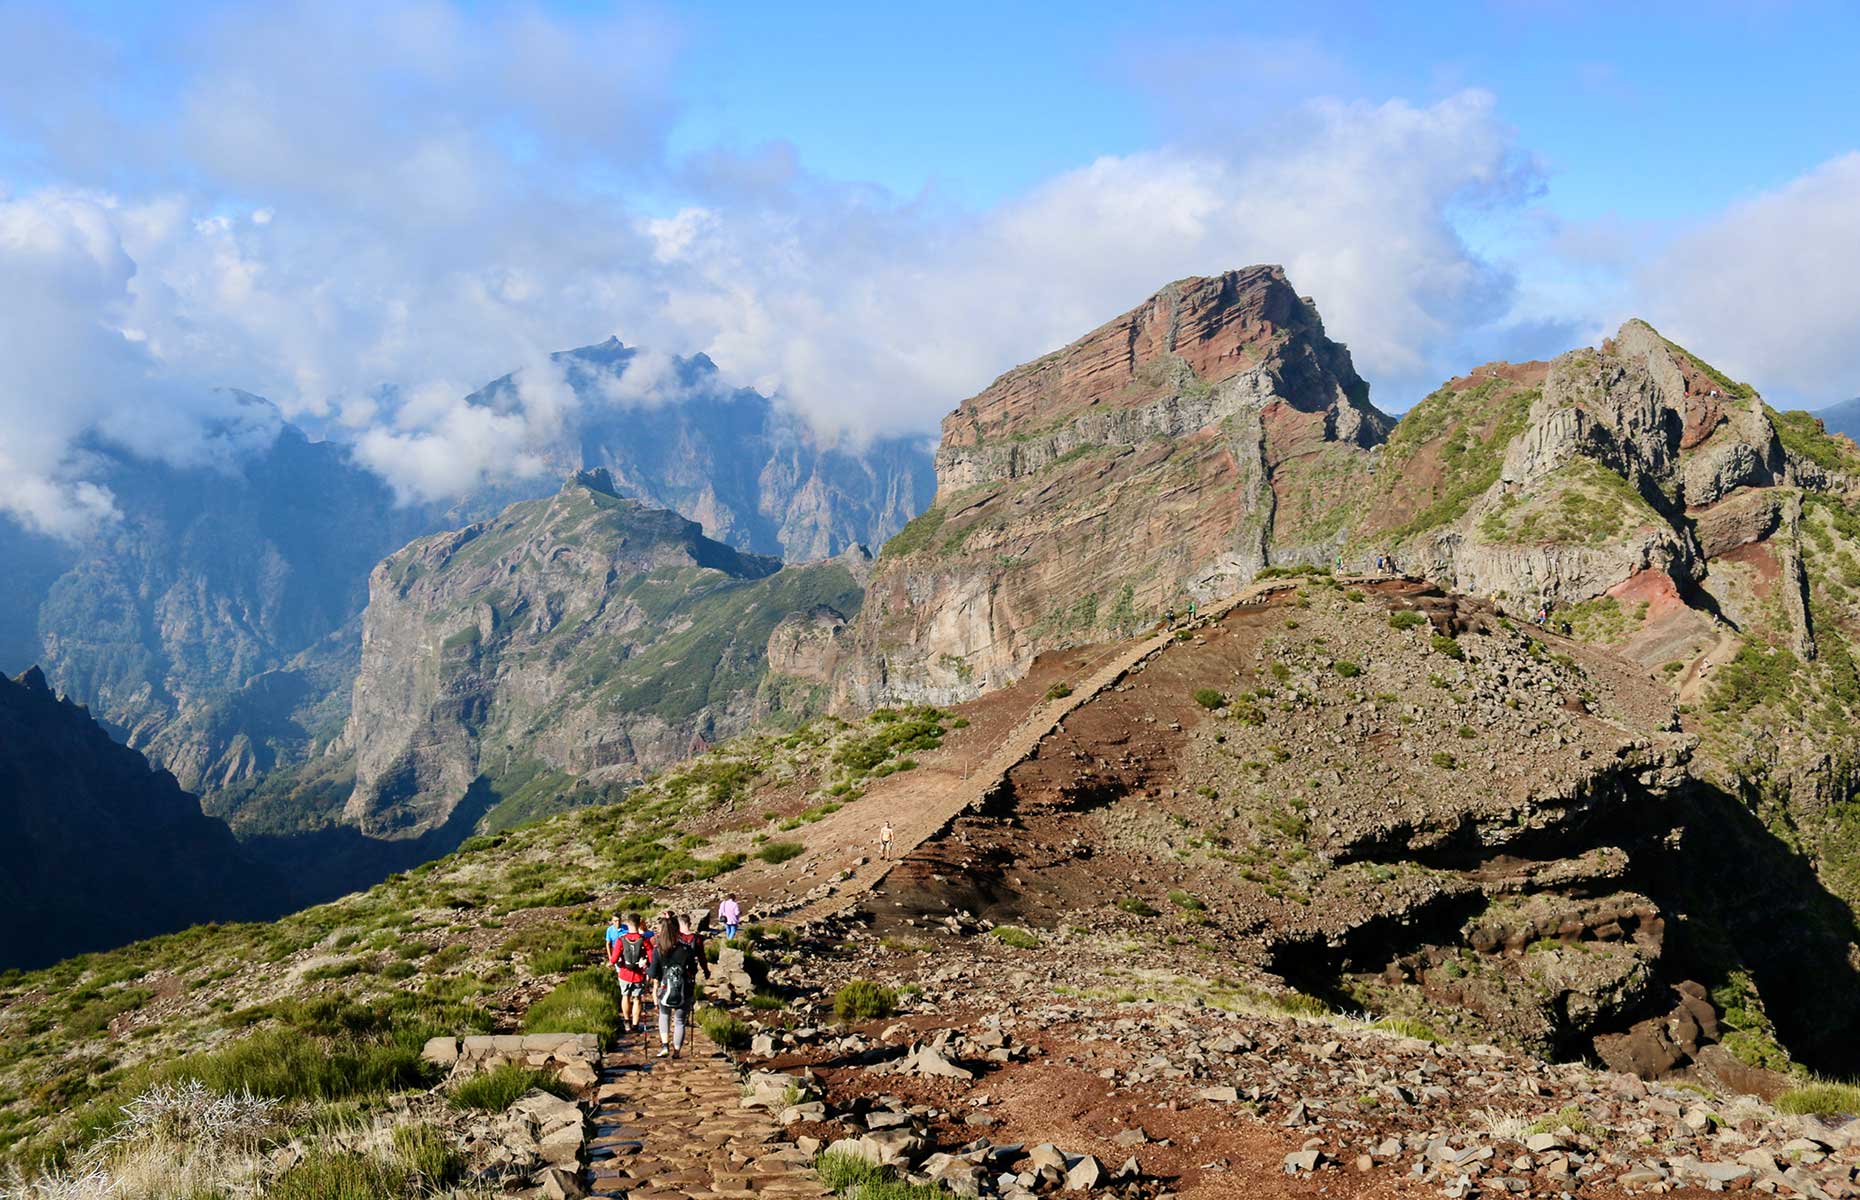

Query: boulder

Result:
[826,1137,878,1165]
[1027,1145,1067,1173]
[421,1036,460,1067]
[557,1059,599,1090]
[1064,1155,1104,1191]
[711,946,758,1002]
[861,1128,926,1167]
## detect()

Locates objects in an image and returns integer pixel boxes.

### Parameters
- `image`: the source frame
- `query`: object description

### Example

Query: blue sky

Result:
[1,0,1858,531]
[670,1,1860,222]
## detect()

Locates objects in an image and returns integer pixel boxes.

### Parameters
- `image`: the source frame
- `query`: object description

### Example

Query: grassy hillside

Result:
[0,704,949,1180]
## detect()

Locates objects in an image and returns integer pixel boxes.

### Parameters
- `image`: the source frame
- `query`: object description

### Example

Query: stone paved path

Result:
[584,1025,831,1199]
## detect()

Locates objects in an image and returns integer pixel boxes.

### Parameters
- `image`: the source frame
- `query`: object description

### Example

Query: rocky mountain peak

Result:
[568,466,622,497]
[340,483,851,839]
[13,664,50,698]
[838,267,1393,708]
[936,265,1382,487]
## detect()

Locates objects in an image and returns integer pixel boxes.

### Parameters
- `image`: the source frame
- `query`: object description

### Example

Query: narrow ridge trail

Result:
[767,576,1352,927]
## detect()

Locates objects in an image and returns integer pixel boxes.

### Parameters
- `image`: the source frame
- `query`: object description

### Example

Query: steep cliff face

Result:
[341,470,864,838]
[838,266,1393,707]
[21,418,437,798]
[0,667,286,969]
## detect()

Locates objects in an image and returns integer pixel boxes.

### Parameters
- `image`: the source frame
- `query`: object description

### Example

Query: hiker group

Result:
[603,899,734,1060]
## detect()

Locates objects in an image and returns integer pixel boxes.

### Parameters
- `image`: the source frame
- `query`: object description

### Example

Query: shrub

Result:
[393,1123,466,1184]
[1166,890,1205,911]
[1045,681,1073,701]
[1192,688,1227,710]
[156,1025,434,1104]
[833,979,897,1022]
[528,945,585,975]
[756,841,805,865]
[1775,1083,1860,1118]
[302,957,367,983]
[1274,993,1331,1017]
[990,926,1040,949]
[1373,1017,1441,1043]
[1117,897,1159,917]
[426,944,469,972]
[450,1063,568,1111]
[523,967,623,1043]
[270,1151,409,1200]
[1389,610,1426,631]
[1432,751,1459,770]
[695,1006,751,1050]
[1331,660,1361,678]
[1432,634,1466,660]
[1458,724,1478,738]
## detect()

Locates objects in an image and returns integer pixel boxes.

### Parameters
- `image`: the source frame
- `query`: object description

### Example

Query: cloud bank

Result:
[2,1,1856,535]
[1639,153,1860,401]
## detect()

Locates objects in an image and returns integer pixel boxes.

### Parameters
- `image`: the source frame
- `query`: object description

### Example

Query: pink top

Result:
[718,899,741,923]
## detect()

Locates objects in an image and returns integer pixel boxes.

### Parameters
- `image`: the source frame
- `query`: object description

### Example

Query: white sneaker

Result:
[655,1046,670,1058]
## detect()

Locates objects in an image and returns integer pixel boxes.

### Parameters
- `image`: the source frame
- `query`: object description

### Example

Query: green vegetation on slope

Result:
[1479,458,1661,546]
[1370,377,1538,544]
[880,506,946,558]
[591,560,864,724]
[1771,406,1860,475]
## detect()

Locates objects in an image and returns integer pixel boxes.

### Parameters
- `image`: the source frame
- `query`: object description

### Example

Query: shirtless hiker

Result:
[879,819,894,860]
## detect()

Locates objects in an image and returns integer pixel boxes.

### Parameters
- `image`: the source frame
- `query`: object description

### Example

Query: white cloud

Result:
[0,189,275,536]
[637,92,1536,431]
[1639,152,1860,404]
[0,4,1560,525]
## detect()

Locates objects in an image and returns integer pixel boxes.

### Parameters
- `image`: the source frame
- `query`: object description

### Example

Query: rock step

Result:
[582,1027,832,1200]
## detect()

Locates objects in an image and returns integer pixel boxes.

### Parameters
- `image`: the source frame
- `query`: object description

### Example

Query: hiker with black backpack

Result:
[650,912,700,1059]
[608,909,654,1033]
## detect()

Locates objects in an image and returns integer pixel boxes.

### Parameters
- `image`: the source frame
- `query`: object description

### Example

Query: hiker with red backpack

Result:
[608,910,654,1033]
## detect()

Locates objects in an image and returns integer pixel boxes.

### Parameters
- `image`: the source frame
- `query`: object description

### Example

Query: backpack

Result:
[658,949,691,1009]
[619,933,648,974]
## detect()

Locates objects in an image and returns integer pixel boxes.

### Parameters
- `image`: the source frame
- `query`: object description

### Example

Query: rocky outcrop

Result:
[341,470,862,838]
[0,666,286,968]
[1359,320,1806,615]
[838,266,1393,707]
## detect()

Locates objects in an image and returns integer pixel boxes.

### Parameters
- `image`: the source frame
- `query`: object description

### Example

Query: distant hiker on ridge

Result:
[879,819,894,860]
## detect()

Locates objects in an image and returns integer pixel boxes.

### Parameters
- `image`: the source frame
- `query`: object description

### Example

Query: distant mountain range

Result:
[1814,395,1860,442]
[0,342,933,802]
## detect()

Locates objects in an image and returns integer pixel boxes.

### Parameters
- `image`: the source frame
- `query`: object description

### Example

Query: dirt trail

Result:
[1677,627,1740,706]
[749,576,1357,926]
